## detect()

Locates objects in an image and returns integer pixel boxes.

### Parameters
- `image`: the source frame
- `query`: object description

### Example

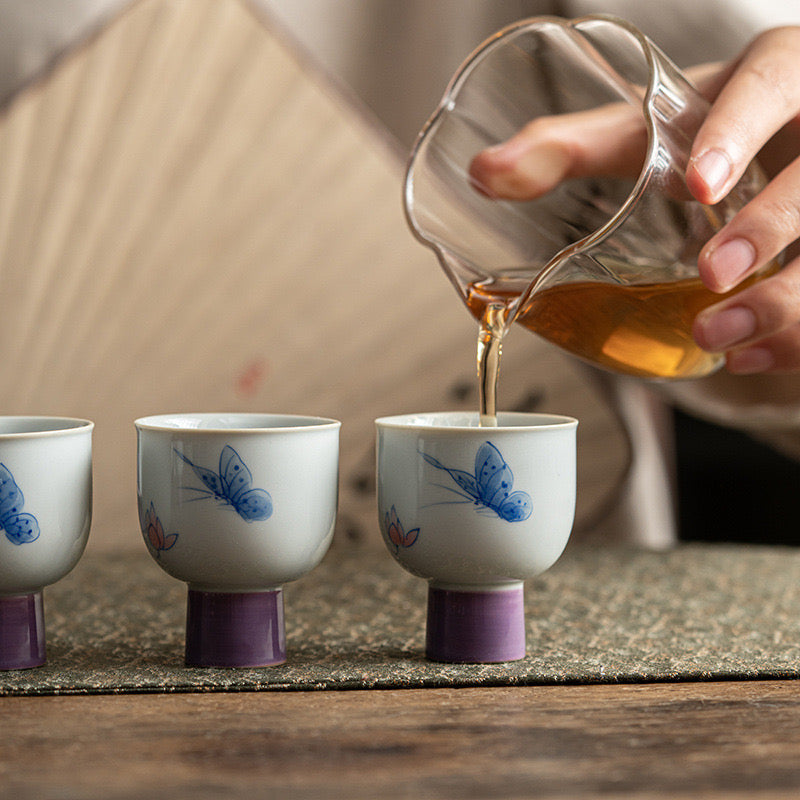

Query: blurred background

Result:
[260,0,790,150]
[0,0,799,556]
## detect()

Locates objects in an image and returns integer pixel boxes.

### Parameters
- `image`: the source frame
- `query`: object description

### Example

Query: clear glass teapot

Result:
[403,14,775,380]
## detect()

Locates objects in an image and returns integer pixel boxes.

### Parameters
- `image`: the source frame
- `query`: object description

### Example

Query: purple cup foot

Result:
[185,588,286,668]
[0,591,46,670]
[426,583,526,663]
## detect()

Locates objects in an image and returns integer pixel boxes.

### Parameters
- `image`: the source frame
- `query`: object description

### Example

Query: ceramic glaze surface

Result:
[136,414,340,592]
[0,417,93,595]
[376,412,576,589]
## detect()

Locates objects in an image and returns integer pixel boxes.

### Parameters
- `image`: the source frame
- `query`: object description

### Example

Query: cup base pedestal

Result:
[0,591,46,670]
[185,588,286,667]
[425,583,525,663]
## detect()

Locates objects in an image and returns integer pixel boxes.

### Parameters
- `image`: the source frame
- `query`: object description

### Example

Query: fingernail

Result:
[693,148,733,198]
[726,347,774,374]
[696,305,757,351]
[706,238,756,291]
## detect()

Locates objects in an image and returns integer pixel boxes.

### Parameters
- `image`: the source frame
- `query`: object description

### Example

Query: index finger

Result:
[686,27,800,205]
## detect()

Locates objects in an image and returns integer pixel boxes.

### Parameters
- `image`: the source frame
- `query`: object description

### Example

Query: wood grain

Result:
[3,681,800,798]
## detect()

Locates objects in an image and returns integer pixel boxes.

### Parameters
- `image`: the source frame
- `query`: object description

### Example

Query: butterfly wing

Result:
[497,492,533,522]
[420,452,479,500]
[0,463,24,519]
[3,513,40,544]
[0,464,39,543]
[475,442,515,507]
[219,445,254,505]
[219,446,272,520]
[233,488,272,521]
[176,450,224,497]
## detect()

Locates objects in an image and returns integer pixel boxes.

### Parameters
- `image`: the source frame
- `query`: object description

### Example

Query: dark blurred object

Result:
[675,409,800,544]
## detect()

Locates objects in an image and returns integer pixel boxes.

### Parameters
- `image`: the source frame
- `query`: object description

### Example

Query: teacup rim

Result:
[375,411,577,431]
[134,412,341,433]
[0,416,94,438]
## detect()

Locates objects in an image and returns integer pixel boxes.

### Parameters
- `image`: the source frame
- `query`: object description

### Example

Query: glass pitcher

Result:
[403,14,776,380]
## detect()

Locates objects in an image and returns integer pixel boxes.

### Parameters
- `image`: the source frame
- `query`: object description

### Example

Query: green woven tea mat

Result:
[3,543,800,695]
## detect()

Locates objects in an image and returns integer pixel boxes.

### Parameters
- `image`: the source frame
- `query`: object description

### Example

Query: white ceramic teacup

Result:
[135,413,340,667]
[0,417,93,670]
[376,411,577,663]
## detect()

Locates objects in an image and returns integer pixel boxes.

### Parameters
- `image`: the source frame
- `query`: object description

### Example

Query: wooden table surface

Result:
[4,679,800,799]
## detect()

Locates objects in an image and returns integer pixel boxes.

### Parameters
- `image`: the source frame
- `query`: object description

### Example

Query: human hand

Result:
[469,27,800,374]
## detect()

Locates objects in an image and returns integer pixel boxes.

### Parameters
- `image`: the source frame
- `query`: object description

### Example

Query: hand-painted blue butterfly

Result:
[421,441,532,522]
[0,463,40,544]
[175,445,272,522]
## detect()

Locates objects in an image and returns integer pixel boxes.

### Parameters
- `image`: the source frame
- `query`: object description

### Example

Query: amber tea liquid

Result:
[477,304,505,426]
[468,266,776,381]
